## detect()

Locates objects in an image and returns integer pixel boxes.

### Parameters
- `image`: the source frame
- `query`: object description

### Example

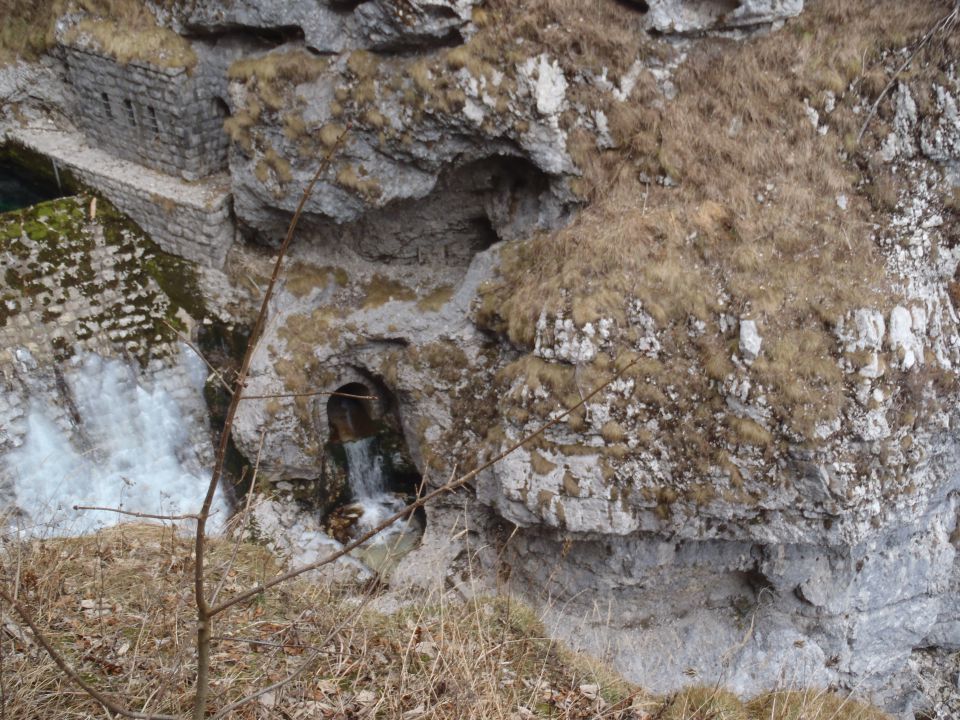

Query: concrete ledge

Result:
[7,126,234,268]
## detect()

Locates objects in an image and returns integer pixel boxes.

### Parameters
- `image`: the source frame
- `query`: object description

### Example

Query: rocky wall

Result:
[163,0,481,54]
[61,45,229,180]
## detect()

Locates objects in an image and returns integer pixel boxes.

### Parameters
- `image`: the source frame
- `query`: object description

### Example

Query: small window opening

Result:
[100,92,113,120]
[146,106,160,138]
[123,99,137,127]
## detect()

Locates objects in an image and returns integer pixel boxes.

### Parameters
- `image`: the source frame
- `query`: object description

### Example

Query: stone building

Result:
[61,44,230,181]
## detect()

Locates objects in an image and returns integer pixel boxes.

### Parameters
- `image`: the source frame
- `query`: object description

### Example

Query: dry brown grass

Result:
[62,16,196,69]
[2,0,192,65]
[475,0,949,480]
[362,273,416,308]
[0,0,66,63]
[2,524,892,720]
[225,50,329,159]
[416,285,455,312]
[228,51,328,111]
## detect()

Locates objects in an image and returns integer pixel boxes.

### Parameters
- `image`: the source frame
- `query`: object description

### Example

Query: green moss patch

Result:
[0,194,206,362]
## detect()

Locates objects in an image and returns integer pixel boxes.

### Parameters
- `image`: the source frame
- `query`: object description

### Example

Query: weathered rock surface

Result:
[165,0,480,54]
[644,0,804,34]
[8,1,960,717]
[172,4,960,716]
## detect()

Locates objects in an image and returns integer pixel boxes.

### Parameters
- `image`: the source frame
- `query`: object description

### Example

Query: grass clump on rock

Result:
[473,0,952,500]
[62,16,196,69]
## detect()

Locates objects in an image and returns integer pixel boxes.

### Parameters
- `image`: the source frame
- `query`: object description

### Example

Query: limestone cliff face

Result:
[210,3,960,713]
[6,0,960,716]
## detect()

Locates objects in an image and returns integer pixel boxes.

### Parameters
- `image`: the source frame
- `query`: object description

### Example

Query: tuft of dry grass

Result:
[747,688,891,720]
[336,164,383,201]
[1,523,892,720]
[1,0,194,66]
[362,273,416,308]
[228,50,328,111]
[62,16,196,69]
[416,284,455,312]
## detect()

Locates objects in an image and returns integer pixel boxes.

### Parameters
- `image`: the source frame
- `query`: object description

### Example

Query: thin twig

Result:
[857,3,959,145]
[209,635,334,653]
[0,584,177,720]
[191,122,352,720]
[209,354,641,618]
[72,506,200,521]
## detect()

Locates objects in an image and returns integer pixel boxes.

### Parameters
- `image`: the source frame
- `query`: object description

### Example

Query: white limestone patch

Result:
[738,318,762,364]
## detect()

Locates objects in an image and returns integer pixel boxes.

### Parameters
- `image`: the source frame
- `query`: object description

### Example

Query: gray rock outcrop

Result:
[8,1,960,717]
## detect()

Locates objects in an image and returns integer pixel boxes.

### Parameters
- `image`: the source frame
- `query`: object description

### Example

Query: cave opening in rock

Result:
[323,380,424,558]
[327,382,378,443]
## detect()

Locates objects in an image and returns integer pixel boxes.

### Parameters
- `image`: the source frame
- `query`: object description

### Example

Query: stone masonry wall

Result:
[75,166,234,267]
[9,127,235,267]
[61,46,229,181]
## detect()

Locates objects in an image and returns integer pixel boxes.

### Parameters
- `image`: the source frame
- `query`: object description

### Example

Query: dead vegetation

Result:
[225,50,329,162]
[2,523,891,720]
[2,0,194,67]
[474,0,951,481]
[62,17,195,69]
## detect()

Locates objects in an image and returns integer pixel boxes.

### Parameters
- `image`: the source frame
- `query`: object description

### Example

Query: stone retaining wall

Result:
[8,128,235,267]
[73,167,235,267]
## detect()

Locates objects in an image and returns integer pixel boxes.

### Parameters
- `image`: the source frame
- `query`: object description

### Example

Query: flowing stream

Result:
[342,436,407,538]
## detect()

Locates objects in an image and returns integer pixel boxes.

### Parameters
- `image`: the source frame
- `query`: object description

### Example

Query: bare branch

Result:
[209,354,641,618]
[162,319,234,396]
[0,584,177,720]
[210,438,260,607]
[191,122,352,720]
[73,506,200,521]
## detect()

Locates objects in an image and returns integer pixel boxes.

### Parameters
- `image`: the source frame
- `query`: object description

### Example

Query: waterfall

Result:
[2,348,226,537]
[341,436,405,537]
[343,437,387,499]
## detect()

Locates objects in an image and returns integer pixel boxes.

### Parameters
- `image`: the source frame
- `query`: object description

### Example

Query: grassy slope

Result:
[471,0,958,489]
[4,523,889,719]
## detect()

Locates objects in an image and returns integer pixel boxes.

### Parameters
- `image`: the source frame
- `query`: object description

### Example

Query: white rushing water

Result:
[342,436,406,537]
[3,348,226,537]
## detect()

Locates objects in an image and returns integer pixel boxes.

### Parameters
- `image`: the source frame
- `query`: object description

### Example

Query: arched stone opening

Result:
[322,379,424,556]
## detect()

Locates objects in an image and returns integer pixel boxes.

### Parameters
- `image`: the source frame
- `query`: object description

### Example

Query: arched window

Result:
[100,92,113,120]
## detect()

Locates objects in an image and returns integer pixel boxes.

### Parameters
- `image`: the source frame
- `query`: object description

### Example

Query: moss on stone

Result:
[0,193,207,362]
